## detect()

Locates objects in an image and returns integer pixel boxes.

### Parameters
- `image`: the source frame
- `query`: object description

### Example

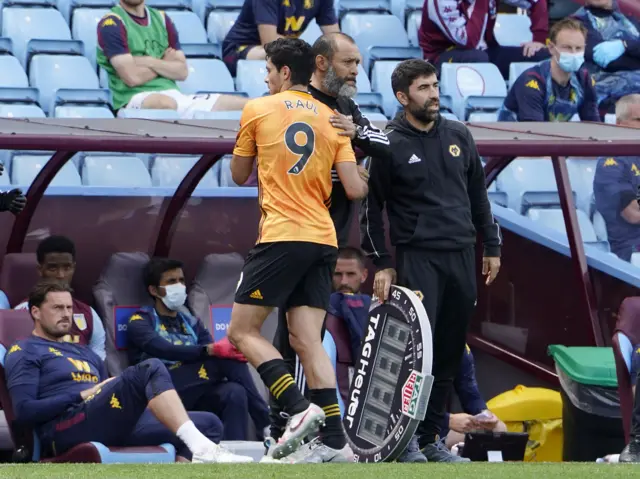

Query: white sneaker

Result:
[271,403,326,460]
[192,443,254,463]
[282,437,355,464]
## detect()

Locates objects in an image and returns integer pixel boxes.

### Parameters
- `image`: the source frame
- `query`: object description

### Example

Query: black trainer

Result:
[620,437,640,463]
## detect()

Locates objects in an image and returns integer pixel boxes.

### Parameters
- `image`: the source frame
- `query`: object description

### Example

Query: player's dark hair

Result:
[265,38,315,87]
[312,32,357,62]
[28,280,74,313]
[337,246,366,268]
[143,257,184,291]
[36,235,76,264]
[391,59,438,96]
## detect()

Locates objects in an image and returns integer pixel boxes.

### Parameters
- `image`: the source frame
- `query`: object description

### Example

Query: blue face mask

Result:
[557,52,585,73]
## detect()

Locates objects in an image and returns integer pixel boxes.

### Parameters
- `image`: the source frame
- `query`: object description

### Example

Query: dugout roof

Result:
[0,118,637,157]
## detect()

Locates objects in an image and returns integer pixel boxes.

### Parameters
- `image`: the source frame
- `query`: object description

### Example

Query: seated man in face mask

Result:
[498,18,600,122]
[126,257,270,441]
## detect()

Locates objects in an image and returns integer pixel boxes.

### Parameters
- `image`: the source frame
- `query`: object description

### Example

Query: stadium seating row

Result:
[0,5,534,118]
[0,153,237,188]
[0,152,611,252]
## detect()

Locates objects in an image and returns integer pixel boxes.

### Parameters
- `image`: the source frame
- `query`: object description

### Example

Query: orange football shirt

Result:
[233,90,356,247]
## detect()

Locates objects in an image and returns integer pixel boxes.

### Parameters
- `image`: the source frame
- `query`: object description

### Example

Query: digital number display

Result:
[356,315,411,445]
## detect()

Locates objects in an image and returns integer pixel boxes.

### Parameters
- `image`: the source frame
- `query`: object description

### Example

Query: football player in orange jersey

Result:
[227,38,368,463]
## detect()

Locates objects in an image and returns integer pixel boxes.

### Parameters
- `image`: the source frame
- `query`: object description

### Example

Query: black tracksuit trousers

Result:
[396,246,478,447]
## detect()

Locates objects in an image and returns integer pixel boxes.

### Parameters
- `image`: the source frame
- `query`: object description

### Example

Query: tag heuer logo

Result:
[401,371,424,418]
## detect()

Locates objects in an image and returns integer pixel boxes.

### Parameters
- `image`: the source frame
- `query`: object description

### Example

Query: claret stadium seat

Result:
[93,252,152,376]
[0,310,176,463]
[612,297,640,443]
[188,253,278,445]
[188,254,278,387]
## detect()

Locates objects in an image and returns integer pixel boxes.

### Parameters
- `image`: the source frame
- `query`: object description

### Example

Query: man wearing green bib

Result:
[97,0,247,117]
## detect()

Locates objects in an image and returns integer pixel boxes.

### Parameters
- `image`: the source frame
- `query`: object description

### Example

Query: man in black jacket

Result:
[266,32,394,460]
[360,59,502,463]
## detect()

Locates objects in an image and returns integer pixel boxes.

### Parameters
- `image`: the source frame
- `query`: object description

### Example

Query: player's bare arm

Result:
[134,48,188,81]
[335,161,368,200]
[110,54,158,87]
[230,155,255,185]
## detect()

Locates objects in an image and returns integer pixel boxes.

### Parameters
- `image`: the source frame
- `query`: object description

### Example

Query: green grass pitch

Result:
[0,463,636,479]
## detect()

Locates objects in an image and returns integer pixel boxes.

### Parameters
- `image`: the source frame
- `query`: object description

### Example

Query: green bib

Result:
[97,5,178,110]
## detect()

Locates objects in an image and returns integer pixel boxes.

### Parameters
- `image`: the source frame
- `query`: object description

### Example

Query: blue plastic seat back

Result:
[82,156,152,187]
[235,60,268,98]
[179,58,234,94]
[71,8,110,70]
[2,7,73,68]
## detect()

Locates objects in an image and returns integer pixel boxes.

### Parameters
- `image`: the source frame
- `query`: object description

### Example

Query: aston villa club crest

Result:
[73,313,87,331]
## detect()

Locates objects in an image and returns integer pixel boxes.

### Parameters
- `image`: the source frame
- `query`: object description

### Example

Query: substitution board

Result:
[343,285,433,463]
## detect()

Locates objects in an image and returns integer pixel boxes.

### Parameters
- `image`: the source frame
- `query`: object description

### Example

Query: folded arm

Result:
[127,316,207,362]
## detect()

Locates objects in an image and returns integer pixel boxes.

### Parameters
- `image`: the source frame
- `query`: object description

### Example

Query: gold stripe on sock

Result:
[322,405,341,417]
[269,375,292,395]
[272,377,296,399]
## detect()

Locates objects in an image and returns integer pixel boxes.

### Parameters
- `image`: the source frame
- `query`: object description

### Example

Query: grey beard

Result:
[338,83,357,98]
[323,67,357,98]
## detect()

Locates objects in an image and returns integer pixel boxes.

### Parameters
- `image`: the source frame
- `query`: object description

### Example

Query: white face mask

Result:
[160,283,187,311]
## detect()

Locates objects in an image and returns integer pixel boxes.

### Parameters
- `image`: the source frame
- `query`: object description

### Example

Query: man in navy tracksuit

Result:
[126,257,270,440]
[5,281,252,463]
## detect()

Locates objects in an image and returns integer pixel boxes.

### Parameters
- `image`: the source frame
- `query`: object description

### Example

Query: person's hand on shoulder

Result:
[521,41,546,58]
[330,110,357,139]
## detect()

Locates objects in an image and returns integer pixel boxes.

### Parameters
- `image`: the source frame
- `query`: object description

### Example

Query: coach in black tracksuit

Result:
[360,59,502,463]
[269,32,391,439]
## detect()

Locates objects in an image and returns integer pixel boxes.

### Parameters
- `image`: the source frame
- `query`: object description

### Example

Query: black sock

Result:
[310,388,346,450]
[257,359,309,415]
